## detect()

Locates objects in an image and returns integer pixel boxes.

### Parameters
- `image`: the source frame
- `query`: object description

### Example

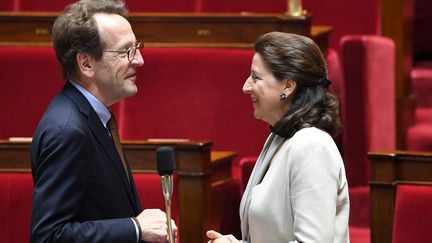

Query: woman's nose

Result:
[242,77,252,94]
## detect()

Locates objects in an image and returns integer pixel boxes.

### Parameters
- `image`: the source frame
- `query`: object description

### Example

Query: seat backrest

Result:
[131,173,179,222]
[120,47,270,162]
[340,35,396,187]
[392,184,432,243]
[0,173,33,243]
[0,47,63,139]
[0,172,177,243]
[326,48,345,150]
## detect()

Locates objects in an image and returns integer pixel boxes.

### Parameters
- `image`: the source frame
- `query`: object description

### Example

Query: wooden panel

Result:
[0,12,311,47]
[380,0,415,148]
[368,150,432,243]
[0,11,331,51]
[0,140,237,243]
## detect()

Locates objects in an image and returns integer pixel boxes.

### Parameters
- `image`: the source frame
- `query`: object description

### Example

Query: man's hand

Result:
[136,209,177,242]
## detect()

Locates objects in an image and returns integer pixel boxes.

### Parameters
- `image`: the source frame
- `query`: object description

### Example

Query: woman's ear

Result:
[283,79,297,95]
[76,52,94,78]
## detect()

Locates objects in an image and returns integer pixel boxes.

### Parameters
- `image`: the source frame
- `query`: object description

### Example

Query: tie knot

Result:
[107,116,118,131]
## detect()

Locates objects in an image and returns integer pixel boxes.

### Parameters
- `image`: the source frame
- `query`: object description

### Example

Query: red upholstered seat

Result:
[132,173,179,222]
[0,173,33,243]
[238,156,257,193]
[326,48,345,150]
[0,46,121,139]
[411,63,432,108]
[340,35,396,188]
[0,172,176,243]
[392,184,432,243]
[0,47,63,139]
[340,35,396,235]
[406,124,432,151]
[406,61,432,151]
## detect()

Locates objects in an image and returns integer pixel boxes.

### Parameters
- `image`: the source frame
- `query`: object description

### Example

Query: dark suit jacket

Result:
[30,82,142,243]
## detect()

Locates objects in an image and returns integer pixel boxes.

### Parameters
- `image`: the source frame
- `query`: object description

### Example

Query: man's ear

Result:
[76,52,94,78]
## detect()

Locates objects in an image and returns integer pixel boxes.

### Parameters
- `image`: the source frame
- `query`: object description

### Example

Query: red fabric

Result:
[125,0,197,12]
[349,226,370,243]
[406,61,432,151]
[410,64,432,107]
[18,0,76,11]
[217,180,242,238]
[303,0,379,50]
[414,107,432,124]
[348,186,370,227]
[120,47,269,162]
[0,0,17,11]
[392,184,432,243]
[133,173,179,222]
[0,47,63,139]
[0,173,178,243]
[340,35,396,187]
[406,124,432,151]
[0,173,33,243]
[326,48,345,151]
[200,0,286,13]
[238,156,257,193]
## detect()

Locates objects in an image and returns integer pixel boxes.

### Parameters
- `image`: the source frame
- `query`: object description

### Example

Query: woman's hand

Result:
[206,230,240,243]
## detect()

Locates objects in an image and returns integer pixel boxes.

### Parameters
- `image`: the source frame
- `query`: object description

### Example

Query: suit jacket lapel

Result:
[62,82,140,214]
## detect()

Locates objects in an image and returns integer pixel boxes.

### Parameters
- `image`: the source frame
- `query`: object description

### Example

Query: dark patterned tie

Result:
[107,114,130,183]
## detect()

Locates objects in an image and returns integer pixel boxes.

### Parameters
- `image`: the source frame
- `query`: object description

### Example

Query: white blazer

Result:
[240,127,350,243]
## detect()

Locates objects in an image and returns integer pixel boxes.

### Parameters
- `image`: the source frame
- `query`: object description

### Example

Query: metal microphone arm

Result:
[161,175,174,243]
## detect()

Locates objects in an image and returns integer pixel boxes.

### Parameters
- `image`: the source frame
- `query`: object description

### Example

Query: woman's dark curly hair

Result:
[254,32,341,138]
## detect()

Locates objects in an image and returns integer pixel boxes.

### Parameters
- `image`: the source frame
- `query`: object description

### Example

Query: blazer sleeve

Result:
[30,126,137,243]
[288,133,343,243]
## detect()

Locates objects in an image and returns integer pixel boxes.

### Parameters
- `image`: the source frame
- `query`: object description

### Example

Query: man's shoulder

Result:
[35,91,89,139]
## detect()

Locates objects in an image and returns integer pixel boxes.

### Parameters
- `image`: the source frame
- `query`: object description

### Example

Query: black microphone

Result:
[156,146,176,243]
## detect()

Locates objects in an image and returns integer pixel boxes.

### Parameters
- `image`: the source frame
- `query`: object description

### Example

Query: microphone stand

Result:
[161,175,174,243]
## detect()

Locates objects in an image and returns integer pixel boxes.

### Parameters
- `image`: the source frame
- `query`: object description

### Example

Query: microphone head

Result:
[156,146,176,175]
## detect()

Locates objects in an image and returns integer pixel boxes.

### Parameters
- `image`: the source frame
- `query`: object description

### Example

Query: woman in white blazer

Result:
[207,32,350,243]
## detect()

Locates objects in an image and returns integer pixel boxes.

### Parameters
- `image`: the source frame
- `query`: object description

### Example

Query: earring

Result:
[280,91,287,101]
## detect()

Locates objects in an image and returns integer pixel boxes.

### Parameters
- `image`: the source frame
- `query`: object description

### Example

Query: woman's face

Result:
[242,53,291,126]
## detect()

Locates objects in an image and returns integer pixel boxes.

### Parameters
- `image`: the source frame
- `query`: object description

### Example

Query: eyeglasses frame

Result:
[104,42,143,61]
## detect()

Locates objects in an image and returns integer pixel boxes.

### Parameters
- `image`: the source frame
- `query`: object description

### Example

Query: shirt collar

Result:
[69,80,111,127]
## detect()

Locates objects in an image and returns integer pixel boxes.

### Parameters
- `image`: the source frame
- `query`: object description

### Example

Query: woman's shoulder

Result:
[291,127,333,144]
[282,127,339,155]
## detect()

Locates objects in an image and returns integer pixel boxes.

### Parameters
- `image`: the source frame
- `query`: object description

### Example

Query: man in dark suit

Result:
[30,0,176,242]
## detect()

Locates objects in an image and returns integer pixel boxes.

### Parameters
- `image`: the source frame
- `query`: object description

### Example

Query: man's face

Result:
[92,13,144,106]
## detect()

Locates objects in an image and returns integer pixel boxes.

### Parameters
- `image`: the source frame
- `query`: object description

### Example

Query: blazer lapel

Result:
[240,133,285,241]
[62,82,139,213]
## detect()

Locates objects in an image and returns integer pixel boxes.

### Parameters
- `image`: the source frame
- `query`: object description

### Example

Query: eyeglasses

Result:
[104,42,143,61]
